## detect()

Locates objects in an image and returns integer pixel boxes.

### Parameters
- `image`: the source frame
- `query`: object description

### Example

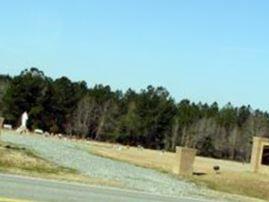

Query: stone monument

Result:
[251,136,269,174]
[16,111,29,134]
[173,146,197,176]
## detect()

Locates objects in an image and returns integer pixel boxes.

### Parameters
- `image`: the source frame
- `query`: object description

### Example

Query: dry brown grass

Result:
[0,196,34,202]
[83,140,269,201]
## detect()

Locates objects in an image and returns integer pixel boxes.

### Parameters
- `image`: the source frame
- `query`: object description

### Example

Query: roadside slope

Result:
[1,132,220,201]
[0,136,121,187]
[0,132,263,202]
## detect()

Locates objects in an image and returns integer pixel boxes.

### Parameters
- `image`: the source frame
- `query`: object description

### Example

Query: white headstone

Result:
[21,111,28,128]
[3,124,12,130]
[34,129,43,134]
[16,112,29,134]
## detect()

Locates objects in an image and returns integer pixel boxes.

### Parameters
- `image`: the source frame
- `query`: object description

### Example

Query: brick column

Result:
[173,147,196,176]
[251,137,263,173]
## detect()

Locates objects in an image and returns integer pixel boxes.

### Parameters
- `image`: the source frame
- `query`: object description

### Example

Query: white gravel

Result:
[1,132,232,201]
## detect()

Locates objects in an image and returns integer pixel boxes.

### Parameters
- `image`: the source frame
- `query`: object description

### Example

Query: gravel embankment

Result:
[1,132,231,201]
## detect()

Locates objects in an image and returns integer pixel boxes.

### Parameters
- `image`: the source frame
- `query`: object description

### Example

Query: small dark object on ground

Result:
[213,165,220,174]
[193,172,206,176]
[5,145,26,151]
[5,145,12,149]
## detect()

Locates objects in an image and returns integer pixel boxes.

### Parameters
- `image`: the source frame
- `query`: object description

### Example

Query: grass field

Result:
[83,140,269,201]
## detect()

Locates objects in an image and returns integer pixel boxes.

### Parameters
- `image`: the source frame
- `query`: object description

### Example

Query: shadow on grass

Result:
[193,172,207,176]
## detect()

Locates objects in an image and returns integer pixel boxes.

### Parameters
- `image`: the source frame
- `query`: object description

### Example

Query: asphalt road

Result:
[0,173,210,202]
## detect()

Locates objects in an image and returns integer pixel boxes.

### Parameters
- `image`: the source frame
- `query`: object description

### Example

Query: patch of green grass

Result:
[0,140,121,188]
[0,141,76,175]
[188,171,269,201]
[0,196,34,202]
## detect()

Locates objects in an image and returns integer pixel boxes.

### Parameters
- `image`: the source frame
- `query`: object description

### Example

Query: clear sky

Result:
[0,0,269,110]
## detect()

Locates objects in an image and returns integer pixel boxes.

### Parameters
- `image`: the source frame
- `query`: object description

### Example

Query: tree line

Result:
[1,68,269,162]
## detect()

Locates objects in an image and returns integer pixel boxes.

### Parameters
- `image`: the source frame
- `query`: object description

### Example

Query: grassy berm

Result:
[0,140,118,187]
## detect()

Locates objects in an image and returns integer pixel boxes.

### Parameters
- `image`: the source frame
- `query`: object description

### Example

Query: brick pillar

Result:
[173,147,196,175]
[251,137,263,173]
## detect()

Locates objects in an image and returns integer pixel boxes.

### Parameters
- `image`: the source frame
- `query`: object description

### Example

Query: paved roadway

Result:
[0,173,210,202]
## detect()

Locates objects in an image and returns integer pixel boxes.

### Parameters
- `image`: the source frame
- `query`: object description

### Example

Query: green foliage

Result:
[0,75,11,116]
[2,68,86,132]
[117,86,176,149]
[3,68,49,127]
[1,68,269,162]
[196,136,216,157]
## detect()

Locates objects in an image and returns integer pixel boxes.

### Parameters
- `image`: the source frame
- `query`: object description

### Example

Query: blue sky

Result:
[0,0,269,110]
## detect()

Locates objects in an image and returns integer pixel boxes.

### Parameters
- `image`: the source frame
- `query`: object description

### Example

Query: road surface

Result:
[0,173,210,202]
